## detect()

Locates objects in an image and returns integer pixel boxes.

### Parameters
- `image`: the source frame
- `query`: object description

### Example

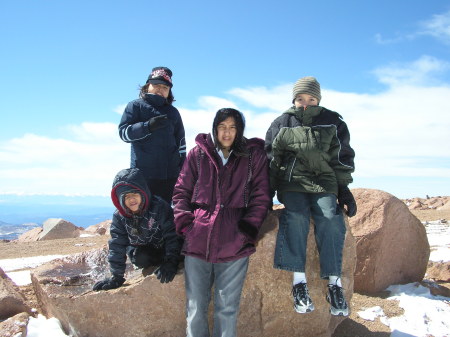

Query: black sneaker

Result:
[326,284,349,316]
[292,283,314,313]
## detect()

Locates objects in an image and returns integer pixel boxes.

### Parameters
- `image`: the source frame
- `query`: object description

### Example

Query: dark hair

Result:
[212,108,248,156]
[139,83,175,104]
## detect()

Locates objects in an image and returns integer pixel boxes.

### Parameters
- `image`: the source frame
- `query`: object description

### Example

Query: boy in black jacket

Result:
[265,76,356,316]
[93,168,182,291]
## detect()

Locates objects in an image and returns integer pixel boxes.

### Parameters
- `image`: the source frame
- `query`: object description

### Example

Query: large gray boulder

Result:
[31,210,356,337]
[39,218,81,241]
[349,188,430,293]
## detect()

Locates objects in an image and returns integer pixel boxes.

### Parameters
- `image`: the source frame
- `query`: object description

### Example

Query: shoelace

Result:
[292,284,309,303]
[328,285,345,306]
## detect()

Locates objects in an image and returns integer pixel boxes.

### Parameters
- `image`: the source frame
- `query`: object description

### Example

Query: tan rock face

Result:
[83,219,112,236]
[16,227,43,242]
[426,261,450,282]
[38,218,81,241]
[349,188,430,293]
[0,312,29,337]
[31,210,356,337]
[403,196,450,211]
[0,268,32,320]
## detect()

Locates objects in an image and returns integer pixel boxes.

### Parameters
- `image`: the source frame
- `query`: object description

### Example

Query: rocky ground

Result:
[0,200,449,337]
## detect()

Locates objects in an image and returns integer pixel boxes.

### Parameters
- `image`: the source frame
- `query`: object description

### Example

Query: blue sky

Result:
[1,0,449,200]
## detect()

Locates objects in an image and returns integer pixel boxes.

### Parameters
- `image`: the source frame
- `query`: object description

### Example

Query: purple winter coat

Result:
[173,133,271,263]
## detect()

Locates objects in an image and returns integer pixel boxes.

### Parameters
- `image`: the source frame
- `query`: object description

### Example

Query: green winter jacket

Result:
[265,106,355,199]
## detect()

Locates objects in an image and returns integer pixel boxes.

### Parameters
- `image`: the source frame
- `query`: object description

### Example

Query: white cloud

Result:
[375,10,450,46]
[227,84,291,111]
[419,10,450,44]
[1,56,449,196]
[374,33,404,45]
[0,123,129,195]
[372,55,450,86]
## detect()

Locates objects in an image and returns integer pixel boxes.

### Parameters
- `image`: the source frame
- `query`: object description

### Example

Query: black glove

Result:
[148,115,168,132]
[337,185,357,217]
[155,256,179,283]
[238,220,258,241]
[92,275,125,291]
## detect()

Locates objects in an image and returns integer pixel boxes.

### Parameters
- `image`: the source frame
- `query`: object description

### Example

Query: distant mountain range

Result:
[0,194,115,240]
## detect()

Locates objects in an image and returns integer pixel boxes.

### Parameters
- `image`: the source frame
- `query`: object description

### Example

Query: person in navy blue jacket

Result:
[119,67,186,203]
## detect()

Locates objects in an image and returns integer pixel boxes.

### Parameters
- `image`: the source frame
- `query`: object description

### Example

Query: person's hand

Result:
[337,186,357,217]
[148,115,168,132]
[92,275,125,291]
[155,257,179,283]
[238,220,258,241]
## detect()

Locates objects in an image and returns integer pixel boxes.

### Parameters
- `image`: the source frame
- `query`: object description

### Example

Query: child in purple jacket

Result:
[173,108,271,337]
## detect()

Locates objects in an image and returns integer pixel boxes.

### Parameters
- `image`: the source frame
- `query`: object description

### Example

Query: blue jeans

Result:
[184,256,249,337]
[274,191,346,278]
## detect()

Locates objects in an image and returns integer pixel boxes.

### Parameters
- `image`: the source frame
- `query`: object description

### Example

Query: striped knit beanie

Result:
[292,76,321,104]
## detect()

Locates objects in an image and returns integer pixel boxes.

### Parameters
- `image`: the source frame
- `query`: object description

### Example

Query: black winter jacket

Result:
[119,94,186,180]
[265,105,355,196]
[108,168,182,278]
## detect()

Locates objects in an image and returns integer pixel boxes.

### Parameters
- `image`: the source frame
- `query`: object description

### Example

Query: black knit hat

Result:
[146,67,173,88]
[292,76,321,104]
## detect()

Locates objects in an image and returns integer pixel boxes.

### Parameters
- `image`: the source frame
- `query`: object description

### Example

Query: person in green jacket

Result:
[265,76,357,316]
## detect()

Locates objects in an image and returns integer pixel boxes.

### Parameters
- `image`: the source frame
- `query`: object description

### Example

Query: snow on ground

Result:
[79,233,95,238]
[358,283,450,337]
[0,255,65,286]
[425,220,450,262]
[27,314,70,337]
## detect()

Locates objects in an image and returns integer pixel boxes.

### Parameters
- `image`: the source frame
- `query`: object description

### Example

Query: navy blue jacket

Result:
[119,94,186,180]
[108,168,182,278]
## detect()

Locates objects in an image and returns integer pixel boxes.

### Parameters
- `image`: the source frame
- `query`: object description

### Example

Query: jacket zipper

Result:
[288,157,297,182]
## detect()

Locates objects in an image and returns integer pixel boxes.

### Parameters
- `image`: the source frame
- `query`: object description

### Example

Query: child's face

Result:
[148,83,170,98]
[124,192,142,213]
[294,94,319,108]
[217,117,237,150]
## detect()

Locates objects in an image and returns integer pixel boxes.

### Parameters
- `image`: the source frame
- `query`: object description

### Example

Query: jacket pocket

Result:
[276,155,296,182]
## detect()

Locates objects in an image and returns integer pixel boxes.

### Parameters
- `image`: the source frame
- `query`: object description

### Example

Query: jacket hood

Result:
[111,168,151,217]
[194,133,264,159]
[284,105,323,117]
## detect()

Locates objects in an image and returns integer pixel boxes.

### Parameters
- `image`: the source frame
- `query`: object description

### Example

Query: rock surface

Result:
[0,312,29,337]
[39,218,81,241]
[31,209,356,337]
[349,188,430,293]
[403,196,450,211]
[0,268,32,319]
[17,227,43,242]
[426,261,450,282]
[83,219,112,236]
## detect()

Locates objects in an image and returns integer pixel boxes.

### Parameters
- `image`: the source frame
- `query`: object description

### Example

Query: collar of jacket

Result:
[144,93,167,107]
[193,133,264,167]
[194,133,225,170]
[284,105,323,125]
